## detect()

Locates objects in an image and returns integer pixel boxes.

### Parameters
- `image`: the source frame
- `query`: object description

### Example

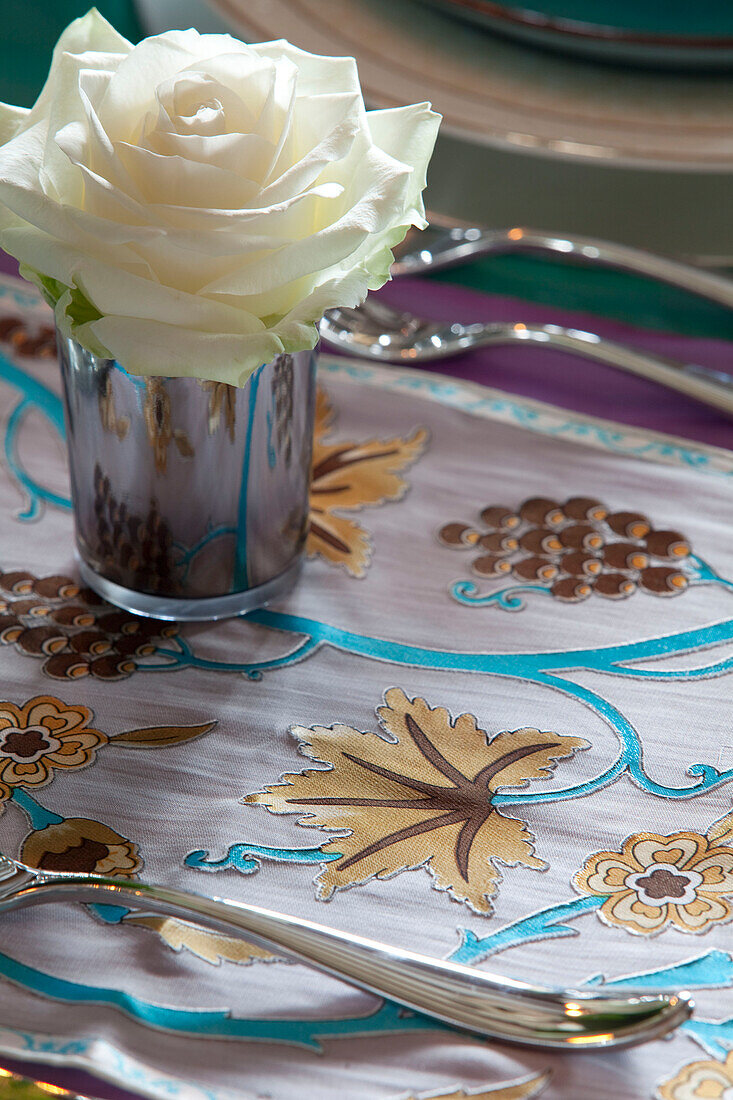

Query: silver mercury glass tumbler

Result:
[57,332,317,621]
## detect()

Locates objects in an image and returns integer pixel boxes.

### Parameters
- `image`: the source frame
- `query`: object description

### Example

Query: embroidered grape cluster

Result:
[0,315,56,358]
[0,567,177,680]
[438,496,692,603]
[89,464,180,595]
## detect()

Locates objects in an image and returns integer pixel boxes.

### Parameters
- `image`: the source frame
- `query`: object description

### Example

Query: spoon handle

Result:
[473,322,733,415]
[393,226,733,312]
[2,872,691,1051]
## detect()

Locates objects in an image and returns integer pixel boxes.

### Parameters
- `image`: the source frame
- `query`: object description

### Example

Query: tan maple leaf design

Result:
[244,689,588,913]
[399,1071,550,1100]
[308,388,428,577]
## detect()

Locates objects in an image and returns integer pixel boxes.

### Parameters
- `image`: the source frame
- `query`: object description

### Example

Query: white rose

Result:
[0,10,440,385]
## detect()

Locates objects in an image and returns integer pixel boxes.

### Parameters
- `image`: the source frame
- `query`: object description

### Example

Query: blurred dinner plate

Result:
[425,0,733,68]
[138,0,733,262]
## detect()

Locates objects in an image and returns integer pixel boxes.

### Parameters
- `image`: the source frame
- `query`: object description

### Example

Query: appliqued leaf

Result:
[308,512,372,576]
[111,720,216,747]
[708,809,733,847]
[403,1072,550,1100]
[244,689,587,913]
[308,388,427,577]
[125,915,276,965]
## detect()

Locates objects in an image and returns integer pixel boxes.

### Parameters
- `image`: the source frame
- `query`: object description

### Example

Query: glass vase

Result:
[56,332,316,621]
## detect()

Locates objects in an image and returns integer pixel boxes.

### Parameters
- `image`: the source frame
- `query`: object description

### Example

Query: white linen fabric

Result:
[0,280,731,1100]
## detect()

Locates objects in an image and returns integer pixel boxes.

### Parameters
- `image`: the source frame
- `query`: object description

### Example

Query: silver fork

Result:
[391,223,733,311]
[319,298,733,416]
[0,853,691,1050]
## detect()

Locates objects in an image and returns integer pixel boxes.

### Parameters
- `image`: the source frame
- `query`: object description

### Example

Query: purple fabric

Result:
[0,1055,141,1100]
[0,254,17,278]
[379,279,733,451]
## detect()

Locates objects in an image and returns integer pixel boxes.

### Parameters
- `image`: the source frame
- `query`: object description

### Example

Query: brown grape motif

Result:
[89,464,180,596]
[0,567,177,680]
[438,496,694,609]
[0,315,56,359]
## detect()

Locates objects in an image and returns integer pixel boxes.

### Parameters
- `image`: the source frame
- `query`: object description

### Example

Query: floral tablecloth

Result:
[0,272,732,1100]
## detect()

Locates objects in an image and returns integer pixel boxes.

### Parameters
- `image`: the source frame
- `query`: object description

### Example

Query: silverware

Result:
[320,299,733,416]
[0,853,691,1050]
[392,224,733,312]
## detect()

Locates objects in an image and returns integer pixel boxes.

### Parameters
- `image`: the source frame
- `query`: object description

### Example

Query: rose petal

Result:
[97,32,207,143]
[174,53,280,135]
[259,92,362,203]
[3,225,159,298]
[114,141,262,209]
[0,127,163,248]
[75,69,148,199]
[200,140,412,298]
[8,227,267,338]
[0,102,29,145]
[73,260,267,335]
[90,314,289,386]
[251,40,362,99]
[23,10,131,137]
[147,130,277,193]
[38,48,133,201]
[367,102,441,226]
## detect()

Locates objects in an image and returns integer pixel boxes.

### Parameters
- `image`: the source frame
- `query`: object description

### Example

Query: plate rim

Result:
[432,0,733,48]
[208,0,733,172]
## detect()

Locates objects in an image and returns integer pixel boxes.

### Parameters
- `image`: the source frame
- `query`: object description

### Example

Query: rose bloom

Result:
[0,11,440,385]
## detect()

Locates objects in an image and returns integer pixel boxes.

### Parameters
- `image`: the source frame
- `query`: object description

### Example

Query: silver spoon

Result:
[0,853,691,1050]
[319,299,733,416]
[392,224,733,312]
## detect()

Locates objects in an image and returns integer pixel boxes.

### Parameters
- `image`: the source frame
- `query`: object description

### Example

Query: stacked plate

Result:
[136,0,733,262]
[426,0,733,67]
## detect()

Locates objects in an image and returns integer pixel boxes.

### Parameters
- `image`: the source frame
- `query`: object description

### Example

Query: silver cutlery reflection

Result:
[392,224,733,312]
[0,853,691,1050]
[320,299,733,416]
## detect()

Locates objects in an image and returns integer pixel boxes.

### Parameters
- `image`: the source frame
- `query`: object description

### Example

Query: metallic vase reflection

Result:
[57,333,316,620]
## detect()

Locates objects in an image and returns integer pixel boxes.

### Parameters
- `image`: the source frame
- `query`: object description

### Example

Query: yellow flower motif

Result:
[22,818,141,876]
[0,696,107,790]
[245,688,587,913]
[657,1052,733,1099]
[574,830,733,935]
[308,388,428,577]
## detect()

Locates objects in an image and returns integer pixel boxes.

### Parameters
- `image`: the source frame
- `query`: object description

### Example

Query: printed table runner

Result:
[0,275,732,1100]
